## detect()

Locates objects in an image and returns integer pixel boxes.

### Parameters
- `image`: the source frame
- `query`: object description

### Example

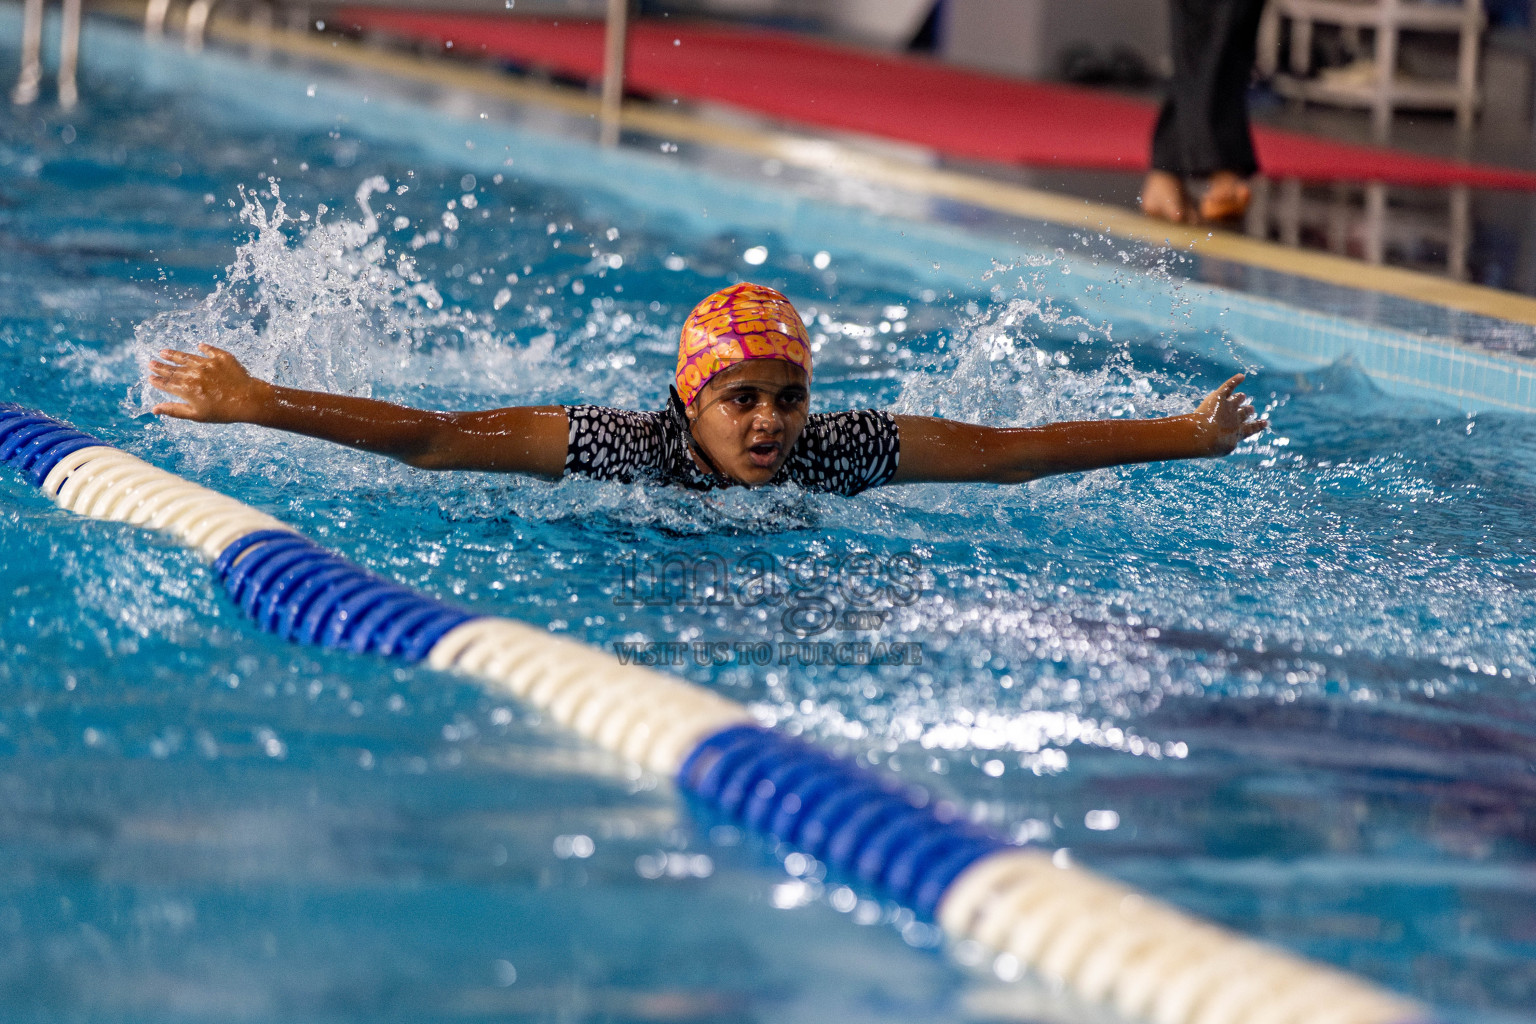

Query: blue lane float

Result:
[210,529,478,659]
[0,403,108,486]
[680,724,1007,919]
[0,404,1431,1024]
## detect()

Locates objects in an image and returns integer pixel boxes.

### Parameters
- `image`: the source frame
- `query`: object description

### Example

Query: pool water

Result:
[3,13,1535,1023]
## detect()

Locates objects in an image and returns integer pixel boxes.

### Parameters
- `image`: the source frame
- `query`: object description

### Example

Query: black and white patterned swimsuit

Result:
[563,399,900,495]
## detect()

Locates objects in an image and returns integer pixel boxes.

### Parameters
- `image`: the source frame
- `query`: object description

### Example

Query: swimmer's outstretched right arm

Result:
[148,344,568,477]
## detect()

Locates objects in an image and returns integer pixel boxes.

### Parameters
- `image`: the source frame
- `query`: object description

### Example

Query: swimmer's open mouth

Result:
[747,441,781,467]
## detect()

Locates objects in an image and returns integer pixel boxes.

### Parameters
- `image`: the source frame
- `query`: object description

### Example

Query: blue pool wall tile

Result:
[1082,270,1536,413]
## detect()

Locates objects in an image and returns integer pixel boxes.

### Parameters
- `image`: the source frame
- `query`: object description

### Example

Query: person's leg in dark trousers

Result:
[1142,0,1268,223]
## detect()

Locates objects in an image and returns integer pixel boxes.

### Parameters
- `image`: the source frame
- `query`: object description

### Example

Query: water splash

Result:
[893,262,1189,427]
[123,179,574,476]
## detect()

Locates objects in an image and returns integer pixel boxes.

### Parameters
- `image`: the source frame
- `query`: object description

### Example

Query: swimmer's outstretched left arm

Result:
[890,374,1266,484]
[148,344,569,477]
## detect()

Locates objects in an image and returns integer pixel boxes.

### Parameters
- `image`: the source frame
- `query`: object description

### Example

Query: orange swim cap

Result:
[675,283,812,407]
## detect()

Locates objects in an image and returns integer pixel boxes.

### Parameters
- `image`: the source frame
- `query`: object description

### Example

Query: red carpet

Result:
[337,9,1536,191]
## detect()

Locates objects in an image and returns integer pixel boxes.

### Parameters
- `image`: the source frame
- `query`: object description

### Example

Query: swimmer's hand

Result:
[149,344,271,423]
[1191,373,1268,456]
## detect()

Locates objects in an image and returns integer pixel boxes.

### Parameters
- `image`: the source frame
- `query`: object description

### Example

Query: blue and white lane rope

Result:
[0,405,1430,1024]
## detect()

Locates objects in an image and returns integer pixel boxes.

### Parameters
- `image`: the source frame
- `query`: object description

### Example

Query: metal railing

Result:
[12,0,82,106]
[599,0,627,145]
[11,0,632,129]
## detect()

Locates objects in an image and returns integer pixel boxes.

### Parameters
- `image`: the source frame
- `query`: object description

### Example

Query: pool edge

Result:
[178,12,1536,331]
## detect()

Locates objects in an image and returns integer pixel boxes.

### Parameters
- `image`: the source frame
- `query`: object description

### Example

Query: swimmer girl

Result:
[147,282,1266,492]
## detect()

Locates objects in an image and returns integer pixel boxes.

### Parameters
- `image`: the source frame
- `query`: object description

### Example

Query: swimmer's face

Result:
[687,360,809,486]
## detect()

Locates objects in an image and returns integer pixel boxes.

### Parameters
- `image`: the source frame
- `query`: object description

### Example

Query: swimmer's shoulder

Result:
[564,404,668,480]
[787,408,900,494]
[800,407,898,440]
